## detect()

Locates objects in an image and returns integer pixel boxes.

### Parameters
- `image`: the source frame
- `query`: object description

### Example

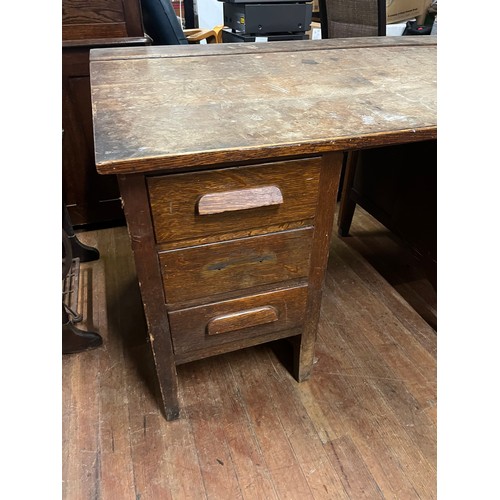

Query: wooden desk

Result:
[90,36,436,420]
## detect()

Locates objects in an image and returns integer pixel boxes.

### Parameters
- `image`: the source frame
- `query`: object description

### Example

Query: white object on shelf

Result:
[386,18,415,36]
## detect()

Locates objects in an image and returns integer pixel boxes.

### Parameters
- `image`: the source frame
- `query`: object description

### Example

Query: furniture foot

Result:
[163,406,180,421]
[338,212,354,236]
[154,356,180,420]
[62,304,102,354]
[69,235,100,262]
[294,337,315,382]
[63,205,100,262]
[63,321,103,354]
[271,336,315,383]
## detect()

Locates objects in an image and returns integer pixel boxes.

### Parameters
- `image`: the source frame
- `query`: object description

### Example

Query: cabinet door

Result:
[63,48,124,226]
[62,0,145,226]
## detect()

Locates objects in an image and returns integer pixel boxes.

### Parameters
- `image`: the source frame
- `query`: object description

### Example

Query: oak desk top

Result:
[90,36,436,175]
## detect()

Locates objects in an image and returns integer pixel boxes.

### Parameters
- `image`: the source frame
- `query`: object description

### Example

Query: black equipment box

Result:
[223,2,312,35]
[222,29,308,42]
[220,0,310,3]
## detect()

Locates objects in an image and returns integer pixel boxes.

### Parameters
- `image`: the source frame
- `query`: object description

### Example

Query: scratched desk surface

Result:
[90,37,436,174]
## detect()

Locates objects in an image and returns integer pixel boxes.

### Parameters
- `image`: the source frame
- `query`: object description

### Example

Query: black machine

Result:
[219,0,312,42]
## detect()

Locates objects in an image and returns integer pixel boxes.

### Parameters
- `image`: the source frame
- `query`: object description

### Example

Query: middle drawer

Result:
[159,228,312,305]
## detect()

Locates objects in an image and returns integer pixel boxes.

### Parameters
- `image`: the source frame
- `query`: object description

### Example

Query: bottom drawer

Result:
[168,284,308,356]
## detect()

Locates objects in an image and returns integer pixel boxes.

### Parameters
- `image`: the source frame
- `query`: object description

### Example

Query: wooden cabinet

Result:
[115,153,342,420]
[144,157,330,363]
[62,0,148,226]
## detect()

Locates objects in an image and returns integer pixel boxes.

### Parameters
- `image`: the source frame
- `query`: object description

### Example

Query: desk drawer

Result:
[159,228,312,304]
[148,158,321,248]
[168,285,308,356]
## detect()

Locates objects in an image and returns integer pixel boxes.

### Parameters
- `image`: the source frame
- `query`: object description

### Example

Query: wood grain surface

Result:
[168,284,308,355]
[159,228,313,304]
[90,37,436,174]
[148,157,321,248]
[62,224,436,499]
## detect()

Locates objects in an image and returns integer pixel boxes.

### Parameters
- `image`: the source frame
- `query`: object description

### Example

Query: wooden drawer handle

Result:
[207,306,278,336]
[197,186,283,215]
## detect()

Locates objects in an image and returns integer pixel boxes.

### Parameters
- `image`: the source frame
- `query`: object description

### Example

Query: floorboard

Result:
[62,210,436,499]
[338,205,437,331]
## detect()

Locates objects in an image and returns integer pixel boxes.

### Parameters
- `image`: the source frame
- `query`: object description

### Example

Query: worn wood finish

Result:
[148,157,321,247]
[159,228,313,304]
[198,185,284,215]
[62,226,436,499]
[90,37,436,175]
[295,152,343,381]
[207,306,279,335]
[90,37,436,421]
[117,153,336,419]
[117,174,180,420]
[91,35,437,61]
[168,284,308,355]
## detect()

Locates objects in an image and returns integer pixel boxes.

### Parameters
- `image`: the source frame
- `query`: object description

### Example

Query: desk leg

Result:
[118,174,180,421]
[337,151,359,237]
[294,151,343,381]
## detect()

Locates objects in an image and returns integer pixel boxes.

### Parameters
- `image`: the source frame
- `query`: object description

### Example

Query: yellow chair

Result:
[183,24,224,43]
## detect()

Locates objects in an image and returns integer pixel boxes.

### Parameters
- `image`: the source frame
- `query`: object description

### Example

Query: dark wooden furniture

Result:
[62,206,102,354]
[62,0,148,226]
[337,140,437,287]
[90,36,436,420]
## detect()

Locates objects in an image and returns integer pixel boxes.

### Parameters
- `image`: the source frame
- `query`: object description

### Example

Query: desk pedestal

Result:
[117,152,342,420]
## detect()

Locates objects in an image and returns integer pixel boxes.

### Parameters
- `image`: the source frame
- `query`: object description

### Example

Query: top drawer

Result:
[147,158,321,248]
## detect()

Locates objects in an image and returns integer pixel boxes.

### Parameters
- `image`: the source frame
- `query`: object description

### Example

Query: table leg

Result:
[293,151,343,381]
[117,174,180,420]
[337,150,359,237]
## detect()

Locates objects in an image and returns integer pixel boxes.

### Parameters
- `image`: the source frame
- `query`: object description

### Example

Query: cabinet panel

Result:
[63,49,123,226]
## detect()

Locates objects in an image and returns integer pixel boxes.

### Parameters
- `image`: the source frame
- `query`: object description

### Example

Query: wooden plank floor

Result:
[338,205,437,331]
[63,212,436,499]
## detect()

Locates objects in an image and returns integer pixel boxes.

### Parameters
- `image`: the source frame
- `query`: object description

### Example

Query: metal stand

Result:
[62,210,102,354]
